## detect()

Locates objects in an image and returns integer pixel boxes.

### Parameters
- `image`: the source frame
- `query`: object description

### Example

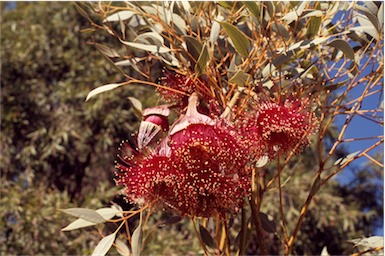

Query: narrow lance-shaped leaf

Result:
[131,225,143,256]
[119,40,172,54]
[59,208,105,223]
[104,11,135,22]
[91,233,116,256]
[86,83,124,102]
[219,22,250,57]
[115,238,131,256]
[259,212,276,233]
[195,42,210,77]
[62,207,120,231]
[199,224,216,248]
[327,39,355,60]
[128,97,143,119]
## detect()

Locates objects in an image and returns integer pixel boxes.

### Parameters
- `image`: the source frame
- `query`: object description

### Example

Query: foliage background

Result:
[0,2,383,255]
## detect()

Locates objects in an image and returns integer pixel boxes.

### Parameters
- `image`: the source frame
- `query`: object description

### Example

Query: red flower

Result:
[115,93,251,217]
[249,98,318,158]
[157,70,194,107]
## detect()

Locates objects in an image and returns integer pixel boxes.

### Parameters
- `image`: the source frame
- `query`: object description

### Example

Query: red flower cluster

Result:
[245,98,318,158]
[115,93,250,217]
[116,78,318,217]
[157,70,195,107]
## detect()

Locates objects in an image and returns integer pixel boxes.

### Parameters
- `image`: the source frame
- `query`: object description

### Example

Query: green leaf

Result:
[195,42,210,77]
[229,70,251,86]
[327,39,355,60]
[135,32,164,45]
[209,21,221,44]
[307,16,322,38]
[309,175,322,197]
[302,10,323,19]
[243,1,260,18]
[93,43,120,58]
[378,3,384,29]
[334,150,360,166]
[255,155,269,168]
[62,207,120,231]
[349,236,384,249]
[158,216,182,228]
[199,224,216,248]
[131,225,143,256]
[86,83,123,102]
[115,238,131,256]
[219,22,250,57]
[91,233,116,256]
[60,208,105,223]
[104,11,135,22]
[127,97,143,119]
[74,3,91,21]
[320,246,330,256]
[119,40,172,54]
[183,36,203,61]
[282,11,298,23]
[259,212,276,233]
[271,22,290,38]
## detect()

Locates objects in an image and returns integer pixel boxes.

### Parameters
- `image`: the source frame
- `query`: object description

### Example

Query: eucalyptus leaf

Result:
[91,233,116,256]
[115,238,131,256]
[320,246,330,256]
[135,32,164,45]
[158,216,182,228]
[199,224,216,248]
[183,36,203,61]
[309,175,322,197]
[334,150,360,166]
[219,22,250,57]
[229,70,250,86]
[128,97,143,119]
[60,208,105,223]
[132,226,143,256]
[349,236,384,249]
[94,43,121,58]
[209,21,221,44]
[243,1,260,18]
[86,83,123,102]
[120,40,172,54]
[62,207,121,231]
[104,11,135,22]
[302,10,323,19]
[195,42,210,76]
[327,39,355,60]
[378,3,384,29]
[259,212,276,233]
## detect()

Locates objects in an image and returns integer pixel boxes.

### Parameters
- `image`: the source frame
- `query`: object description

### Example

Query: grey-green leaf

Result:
[86,83,123,102]
[131,226,143,256]
[309,175,322,197]
[158,216,182,228]
[195,42,210,77]
[219,22,250,57]
[327,39,355,60]
[349,236,384,249]
[243,1,260,18]
[120,40,172,54]
[115,238,131,256]
[60,208,105,223]
[91,233,116,256]
[229,70,250,86]
[259,212,276,233]
[183,36,203,61]
[104,11,135,22]
[128,97,143,119]
[199,224,216,248]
